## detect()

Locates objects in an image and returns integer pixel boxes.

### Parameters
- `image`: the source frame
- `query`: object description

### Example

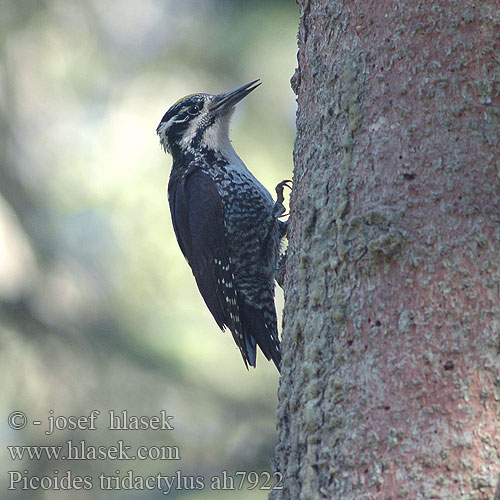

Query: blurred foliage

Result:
[0,0,297,498]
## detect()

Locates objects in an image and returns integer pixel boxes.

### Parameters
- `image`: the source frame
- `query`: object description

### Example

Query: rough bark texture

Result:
[273,1,500,499]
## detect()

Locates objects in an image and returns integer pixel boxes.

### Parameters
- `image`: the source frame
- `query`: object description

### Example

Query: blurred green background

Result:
[0,0,297,498]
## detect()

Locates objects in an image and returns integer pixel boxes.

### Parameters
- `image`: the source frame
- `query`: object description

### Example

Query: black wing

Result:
[168,168,253,366]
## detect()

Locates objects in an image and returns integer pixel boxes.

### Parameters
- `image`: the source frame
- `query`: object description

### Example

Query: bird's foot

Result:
[273,179,292,219]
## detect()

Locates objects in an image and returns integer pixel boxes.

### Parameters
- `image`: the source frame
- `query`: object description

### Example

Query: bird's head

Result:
[157,79,261,157]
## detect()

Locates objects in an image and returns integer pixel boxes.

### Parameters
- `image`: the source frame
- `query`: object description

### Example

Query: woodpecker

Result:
[156,80,290,371]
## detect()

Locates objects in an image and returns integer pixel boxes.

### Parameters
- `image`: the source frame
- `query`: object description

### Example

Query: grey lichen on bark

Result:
[272,0,500,499]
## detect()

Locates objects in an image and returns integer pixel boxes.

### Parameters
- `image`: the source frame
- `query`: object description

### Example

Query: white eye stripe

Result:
[161,113,190,130]
[173,115,190,123]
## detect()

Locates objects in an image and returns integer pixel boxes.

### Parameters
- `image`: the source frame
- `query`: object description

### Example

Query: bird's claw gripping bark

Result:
[273,179,292,218]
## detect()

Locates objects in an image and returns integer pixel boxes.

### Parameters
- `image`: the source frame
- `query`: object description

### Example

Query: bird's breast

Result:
[215,164,274,208]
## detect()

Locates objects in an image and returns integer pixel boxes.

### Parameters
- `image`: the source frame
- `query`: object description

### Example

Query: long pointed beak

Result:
[211,79,261,113]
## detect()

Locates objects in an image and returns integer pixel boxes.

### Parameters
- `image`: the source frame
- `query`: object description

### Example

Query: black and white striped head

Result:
[157,80,261,156]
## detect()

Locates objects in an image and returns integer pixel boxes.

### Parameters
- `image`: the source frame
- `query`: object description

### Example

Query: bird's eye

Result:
[188,104,200,116]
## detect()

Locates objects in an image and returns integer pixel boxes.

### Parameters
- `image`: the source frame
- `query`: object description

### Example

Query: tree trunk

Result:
[273,1,500,498]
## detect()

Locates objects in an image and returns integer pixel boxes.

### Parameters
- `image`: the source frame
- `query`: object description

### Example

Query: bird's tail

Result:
[239,301,281,372]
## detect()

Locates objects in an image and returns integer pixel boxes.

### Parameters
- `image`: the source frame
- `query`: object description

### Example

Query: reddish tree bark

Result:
[273,1,500,498]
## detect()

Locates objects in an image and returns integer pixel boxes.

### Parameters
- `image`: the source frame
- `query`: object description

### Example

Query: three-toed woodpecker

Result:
[156,80,289,371]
